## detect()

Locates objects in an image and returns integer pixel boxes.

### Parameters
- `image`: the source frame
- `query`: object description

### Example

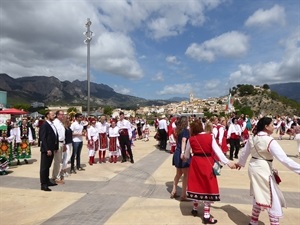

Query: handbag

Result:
[272,169,281,185]
[213,161,222,176]
[195,136,222,176]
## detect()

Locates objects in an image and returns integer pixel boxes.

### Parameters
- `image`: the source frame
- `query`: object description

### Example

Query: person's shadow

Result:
[178,203,266,224]
[216,204,266,225]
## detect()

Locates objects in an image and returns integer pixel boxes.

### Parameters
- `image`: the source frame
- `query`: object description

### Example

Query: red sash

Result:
[230,133,240,139]
[119,129,129,136]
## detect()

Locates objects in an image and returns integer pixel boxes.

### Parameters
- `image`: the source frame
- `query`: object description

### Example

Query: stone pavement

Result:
[0,129,299,225]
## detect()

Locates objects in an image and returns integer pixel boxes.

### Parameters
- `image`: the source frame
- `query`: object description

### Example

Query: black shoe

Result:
[121,160,127,163]
[130,159,134,164]
[229,157,233,161]
[17,160,21,165]
[70,169,77,174]
[24,159,28,164]
[41,186,51,191]
[203,216,217,224]
[77,167,85,171]
[47,182,58,186]
[191,209,198,217]
[234,156,238,159]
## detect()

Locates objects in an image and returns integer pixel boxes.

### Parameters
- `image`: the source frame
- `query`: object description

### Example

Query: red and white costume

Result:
[185,133,229,201]
[108,125,120,163]
[87,124,99,165]
[142,123,150,141]
[96,121,109,162]
[238,132,300,220]
[215,123,228,154]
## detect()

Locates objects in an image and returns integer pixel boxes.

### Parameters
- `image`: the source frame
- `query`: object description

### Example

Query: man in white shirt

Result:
[52,110,65,183]
[117,111,134,163]
[158,115,168,150]
[70,113,85,173]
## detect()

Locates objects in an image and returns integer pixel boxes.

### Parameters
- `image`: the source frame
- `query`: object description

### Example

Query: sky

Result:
[0,0,299,100]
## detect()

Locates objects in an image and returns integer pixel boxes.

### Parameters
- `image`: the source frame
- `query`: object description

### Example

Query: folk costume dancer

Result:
[168,117,177,154]
[276,118,286,140]
[0,130,13,174]
[227,117,242,160]
[108,120,120,163]
[183,119,236,224]
[215,117,228,155]
[87,118,99,165]
[0,130,14,164]
[16,118,34,165]
[117,112,134,163]
[142,121,150,141]
[96,116,109,163]
[236,117,300,225]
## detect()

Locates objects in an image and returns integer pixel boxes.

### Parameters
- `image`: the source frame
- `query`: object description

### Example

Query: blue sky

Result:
[0,0,299,100]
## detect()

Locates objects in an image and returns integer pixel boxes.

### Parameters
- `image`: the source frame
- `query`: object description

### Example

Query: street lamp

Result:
[84,18,93,116]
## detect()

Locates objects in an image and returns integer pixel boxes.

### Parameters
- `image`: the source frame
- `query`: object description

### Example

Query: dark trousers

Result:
[119,135,133,161]
[158,129,167,150]
[71,141,83,169]
[229,138,240,158]
[40,152,54,186]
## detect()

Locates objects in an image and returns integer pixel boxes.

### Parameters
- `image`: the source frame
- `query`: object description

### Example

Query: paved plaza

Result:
[0,128,299,225]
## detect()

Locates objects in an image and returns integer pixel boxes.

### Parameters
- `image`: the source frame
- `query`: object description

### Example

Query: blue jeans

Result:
[71,141,83,169]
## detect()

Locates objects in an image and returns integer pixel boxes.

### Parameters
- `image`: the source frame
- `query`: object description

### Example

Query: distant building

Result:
[47,105,82,113]
[31,101,45,108]
[0,91,7,109]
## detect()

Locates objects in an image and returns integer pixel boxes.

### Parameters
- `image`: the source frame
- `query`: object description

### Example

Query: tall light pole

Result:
[84,18,93,116]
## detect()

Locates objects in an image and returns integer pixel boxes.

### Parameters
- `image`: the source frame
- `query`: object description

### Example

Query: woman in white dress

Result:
[236,117,300,225]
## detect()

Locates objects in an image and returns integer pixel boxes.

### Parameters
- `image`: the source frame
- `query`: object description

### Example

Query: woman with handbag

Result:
[170,116,190,201]
[183,119,235,224]
[236,117,300,225]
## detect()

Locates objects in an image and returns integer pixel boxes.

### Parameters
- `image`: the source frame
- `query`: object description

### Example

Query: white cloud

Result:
[113,85,131,95]
[166,56,181,65]
[185,31,249,62]
[229,31,299,86]
[157,83,193,95]
[152,72,164,81]
[245,4,286,27]
[204,79,221,89]
[0,0,143,81]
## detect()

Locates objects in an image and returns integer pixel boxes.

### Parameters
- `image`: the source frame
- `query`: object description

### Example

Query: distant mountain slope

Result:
[0,74,173,108]
[269,82,300,102]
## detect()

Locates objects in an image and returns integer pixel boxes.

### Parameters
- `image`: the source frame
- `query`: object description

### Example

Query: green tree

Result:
[103,106,113,116]
[13,104,31,111]
[239,84,254,96]
[262,84,270,89]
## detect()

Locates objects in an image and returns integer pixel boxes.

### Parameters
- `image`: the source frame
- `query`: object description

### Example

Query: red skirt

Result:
[99,133,108,149]
[109,137,117,152]
[187,156,220,202]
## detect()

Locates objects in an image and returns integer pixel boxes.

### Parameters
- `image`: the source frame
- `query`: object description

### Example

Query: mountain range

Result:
[0,73,175,108]
[0,74,299,110]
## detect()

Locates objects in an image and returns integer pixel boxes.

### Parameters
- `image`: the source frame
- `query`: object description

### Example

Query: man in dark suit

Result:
[39,111,59,191]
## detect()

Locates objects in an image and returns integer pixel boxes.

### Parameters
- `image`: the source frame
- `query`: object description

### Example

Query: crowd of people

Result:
[157,113,300,224]
[1,110,300,224]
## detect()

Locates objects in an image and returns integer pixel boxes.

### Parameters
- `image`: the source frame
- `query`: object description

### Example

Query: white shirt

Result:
[227,123,242,139]
[70,120,83,142]
[117,119,132,139]
[158,119,168,132]
[87,125,99,141]
[96,121,109,134]
[53,118,65,142]
[109,126,119,138]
